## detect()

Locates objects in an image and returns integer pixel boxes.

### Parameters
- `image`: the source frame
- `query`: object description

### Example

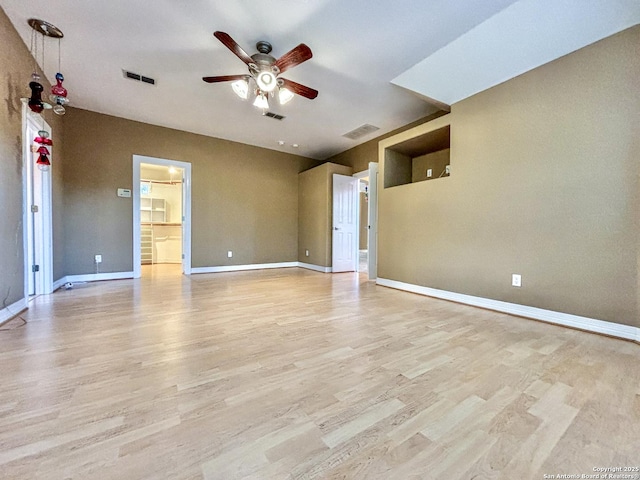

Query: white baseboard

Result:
[53,276,67,291]
[0,298,28,324]
[377,277,640,343]
[191,262,298,274]
[64,271,135,284]
[297,262,333,273]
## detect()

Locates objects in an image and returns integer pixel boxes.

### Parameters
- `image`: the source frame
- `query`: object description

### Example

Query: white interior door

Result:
[23,104,53,296]
[367,162,379,279]
[332,174,358,273]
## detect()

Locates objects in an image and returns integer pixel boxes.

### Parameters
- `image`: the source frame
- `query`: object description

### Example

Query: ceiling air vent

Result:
[123,70,156,85]
[342,124,380,140]
[264,111,285,120]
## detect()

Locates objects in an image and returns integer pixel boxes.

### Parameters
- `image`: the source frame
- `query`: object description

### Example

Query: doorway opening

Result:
[22,103,53,297]
[357,176,369,274]
[354,162,378,279]
[133,155,192,278]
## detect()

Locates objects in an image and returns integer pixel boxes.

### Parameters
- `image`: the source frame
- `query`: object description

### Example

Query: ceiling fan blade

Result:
[275,44,312,74]
[202,74,248,83]
[214,31,254,65]
[280,78,318,100]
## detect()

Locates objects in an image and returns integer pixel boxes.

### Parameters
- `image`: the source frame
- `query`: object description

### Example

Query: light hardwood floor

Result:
[0,266,638,479]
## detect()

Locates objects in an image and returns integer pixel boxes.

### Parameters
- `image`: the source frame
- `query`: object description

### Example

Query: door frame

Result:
[353,163,378,279]
[367,162,378,279]
[353,169,369,273]
[22,101,53,296]
[132,155,192,277]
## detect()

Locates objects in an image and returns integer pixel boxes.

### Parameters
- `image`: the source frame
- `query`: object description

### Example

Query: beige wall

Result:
[359,189,368,250]
[0,7,65,307]
[378,26,640,327]
[62,108,318,274]
[412,149,450,183]
[298,163,353,267]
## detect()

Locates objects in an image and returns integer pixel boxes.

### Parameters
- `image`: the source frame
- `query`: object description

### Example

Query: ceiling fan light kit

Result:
[203,31,318,113]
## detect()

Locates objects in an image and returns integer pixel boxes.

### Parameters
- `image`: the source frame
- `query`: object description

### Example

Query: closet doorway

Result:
[132,155,192,278]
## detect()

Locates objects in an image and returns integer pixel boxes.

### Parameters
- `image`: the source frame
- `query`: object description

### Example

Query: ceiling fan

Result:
[202,31,318,111]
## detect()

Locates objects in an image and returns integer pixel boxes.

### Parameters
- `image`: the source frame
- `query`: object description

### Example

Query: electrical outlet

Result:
[227,251,233,258]
[427,169,432,178]
[95,254,102,263]
[305,250,309,257]
[512,274,521,287]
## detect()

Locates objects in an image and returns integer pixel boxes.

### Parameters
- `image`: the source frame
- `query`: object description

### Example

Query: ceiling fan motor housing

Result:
[251,50,280,92]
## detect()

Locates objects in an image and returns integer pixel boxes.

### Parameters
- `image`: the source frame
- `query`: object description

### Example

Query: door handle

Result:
[334,227,340,230]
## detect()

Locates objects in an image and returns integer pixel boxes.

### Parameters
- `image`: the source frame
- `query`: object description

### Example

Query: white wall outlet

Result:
[512,274,521,287]
[445,165,451,175]
[95,254,102,263]
[305,250,309,257]
[227,251,233,258]
[427,169,432,178]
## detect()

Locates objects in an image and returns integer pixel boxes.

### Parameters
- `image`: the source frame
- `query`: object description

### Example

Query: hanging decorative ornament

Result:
[34,129,53,146]
[49,38,69,115]
[28,78,45,113]
[33,130,53,171]
[25,19,64,113]
[36,145,51,171]
[50,72,69,115]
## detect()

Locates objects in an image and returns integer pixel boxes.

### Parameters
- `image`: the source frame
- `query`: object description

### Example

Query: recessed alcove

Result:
[384,125,450,188]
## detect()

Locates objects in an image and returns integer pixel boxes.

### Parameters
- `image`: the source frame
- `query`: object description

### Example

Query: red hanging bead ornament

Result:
[50,72,69,115]
[34,129,53,146]
[34,130,53,171]
[36,145,51,171]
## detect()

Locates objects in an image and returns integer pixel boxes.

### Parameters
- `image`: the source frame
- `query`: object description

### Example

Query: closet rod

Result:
[141,178,183,185]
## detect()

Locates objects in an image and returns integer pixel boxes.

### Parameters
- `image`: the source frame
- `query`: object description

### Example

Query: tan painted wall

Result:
[378,26,640,327]
[62,108,318,274]
[412,149,450,183]
[298,163,353,267]
[0,7,65,307]
[359,190,368,250]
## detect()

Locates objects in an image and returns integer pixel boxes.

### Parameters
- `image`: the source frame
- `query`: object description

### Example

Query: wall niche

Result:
[384,125,450,188]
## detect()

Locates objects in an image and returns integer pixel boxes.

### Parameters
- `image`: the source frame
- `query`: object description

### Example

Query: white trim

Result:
[0,298,28,324]
[298,262,332,273]
[191,262,298,274]
[367,162,379,280]
[377,277,640,343]
[133,155,192,278]
[53,276,67,291]
[65,272,134,283]
[353,169,369,180]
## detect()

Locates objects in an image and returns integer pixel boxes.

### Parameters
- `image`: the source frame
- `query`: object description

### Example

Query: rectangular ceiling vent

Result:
[123,70,156,85]
[264,111,285,120]
[342,124,380,140]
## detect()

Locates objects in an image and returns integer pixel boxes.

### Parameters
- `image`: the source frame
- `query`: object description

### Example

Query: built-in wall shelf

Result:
[384,124,451,188]
[140,197,166,223]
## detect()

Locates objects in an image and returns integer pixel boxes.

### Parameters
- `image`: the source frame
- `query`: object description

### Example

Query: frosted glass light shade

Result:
[278,87,294,105]
[231,79,249,99]
[253,93,269,109]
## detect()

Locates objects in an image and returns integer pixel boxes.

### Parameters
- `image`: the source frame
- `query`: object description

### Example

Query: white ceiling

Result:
[3,0,638,160]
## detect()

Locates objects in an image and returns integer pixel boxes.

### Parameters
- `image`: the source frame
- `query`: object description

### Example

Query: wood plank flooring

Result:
[0,266,638,479]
